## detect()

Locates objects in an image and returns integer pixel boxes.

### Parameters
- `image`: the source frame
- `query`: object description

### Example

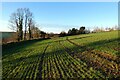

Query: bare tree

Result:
[28,19,32,40]
[28,13,33,40]
[24,8,33,40]
[9,8,24,41]
[18,8,24,41]
[9,8,34,41]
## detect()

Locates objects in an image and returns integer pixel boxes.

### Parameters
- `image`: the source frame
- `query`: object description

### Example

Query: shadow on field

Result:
[2,38,50,56]
[66,37,120,55]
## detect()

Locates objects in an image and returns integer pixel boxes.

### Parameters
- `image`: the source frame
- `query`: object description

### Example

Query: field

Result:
[2,30,120,79]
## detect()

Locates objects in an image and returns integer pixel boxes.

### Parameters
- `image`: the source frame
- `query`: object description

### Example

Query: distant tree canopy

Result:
[67,26,86,36]
[60,31,67,37]
[79,26,85,34]
[59,26,87,37]
[69,28,78,35]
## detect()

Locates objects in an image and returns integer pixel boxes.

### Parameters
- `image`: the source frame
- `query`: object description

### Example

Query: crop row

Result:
[40,41,105,78]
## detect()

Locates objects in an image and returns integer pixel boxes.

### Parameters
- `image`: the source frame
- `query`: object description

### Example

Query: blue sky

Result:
[1,2,118,33]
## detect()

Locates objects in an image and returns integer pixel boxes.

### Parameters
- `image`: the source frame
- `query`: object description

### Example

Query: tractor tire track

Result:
[37,44,49,79]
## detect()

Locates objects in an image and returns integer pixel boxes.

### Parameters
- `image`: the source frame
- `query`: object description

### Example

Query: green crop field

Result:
[2,30,120,79]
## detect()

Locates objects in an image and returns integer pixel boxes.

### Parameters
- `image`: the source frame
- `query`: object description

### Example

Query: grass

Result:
[2,30,120,79]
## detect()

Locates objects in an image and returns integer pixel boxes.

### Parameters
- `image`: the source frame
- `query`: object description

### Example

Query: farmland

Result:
[2,30,120,79]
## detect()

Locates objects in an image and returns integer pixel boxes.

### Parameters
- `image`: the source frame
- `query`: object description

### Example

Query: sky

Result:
[0,2,118,33]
